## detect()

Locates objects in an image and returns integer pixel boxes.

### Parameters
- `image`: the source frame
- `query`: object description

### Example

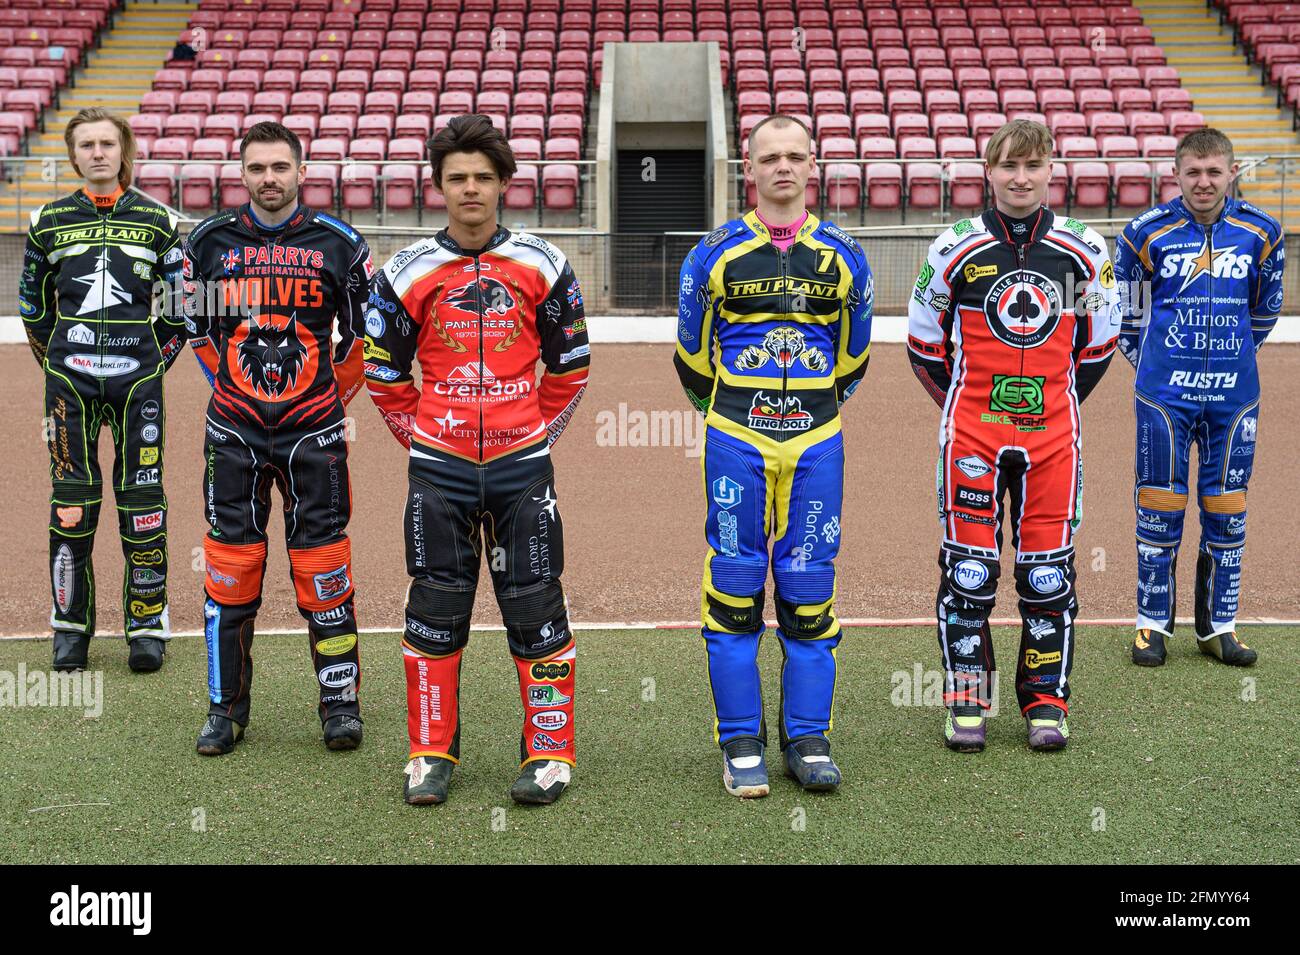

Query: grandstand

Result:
[0,0,1299,240]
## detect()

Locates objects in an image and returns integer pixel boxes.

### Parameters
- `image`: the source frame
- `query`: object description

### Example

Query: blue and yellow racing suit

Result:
[675,211,873,750]
[1115,195,1284,638]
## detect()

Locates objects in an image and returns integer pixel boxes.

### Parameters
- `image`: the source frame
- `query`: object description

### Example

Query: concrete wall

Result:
[596,42,730,232]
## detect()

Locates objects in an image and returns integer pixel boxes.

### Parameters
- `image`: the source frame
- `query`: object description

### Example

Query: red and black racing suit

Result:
[365,226,589,768]
[907,208,1119,715]
[186,204,372,728]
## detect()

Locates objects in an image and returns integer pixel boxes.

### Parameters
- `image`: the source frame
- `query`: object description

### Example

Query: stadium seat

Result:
[136,164,174,206]
[1070,161,1110,208]
[948,162,985,207]
[866,162,903,208]
[505,164,538,208]
[220,163,250,208]
[383,163,418,210]
[823,162,862,210]
[303,165,339,209]
[542,163,578,209]
[342,163,378,209]
[1113,161,1153,207]
[907,163,943,208]
[180,164,217,211]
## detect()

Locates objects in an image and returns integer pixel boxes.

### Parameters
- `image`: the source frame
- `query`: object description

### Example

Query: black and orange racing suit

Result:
[365,226,588,770]
[186,203,372,729]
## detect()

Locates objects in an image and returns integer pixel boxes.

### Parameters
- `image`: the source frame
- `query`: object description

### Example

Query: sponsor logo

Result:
[747,391,813,431]
[131,549,164,569]
[1227,467,1246,486]
[445,277,517,316]
[953,218,974,237]
[141,400,160,421]
[316,427,346,447]
[954,511,996,525]
[946,612,984,629]
[364,362,401,382]
[954,560,989,590]
[530,661,572,681]
[319,662,358,689]
[139,447,159,466]
[315,634,358,656]
[950,633,981,656]
[980,412,1048,432]
[1023,649,1062,669]
[129,599,164,617]
[141,424,159,443]
[718,510,739,557]
[313,565,352,601]
[527,684,572,707]
[929,291,951,312]
[1027,618,1055,641]
[1099,260,1116,289]
[220,249,242,274]
[1241,416,1256,443]
[132,511,164,533]
[1168,370,1238,390]
[955,485,992,511]
[983,271,1062,348]
[135,468,160,485]
[964,263,998,282]
[712,476,742,510]
[64,354,140,377]
[55,506,83,529]
[531,709,569,731]
[1028,566,1065,594]
[66,323,95,345]
[703,226,729,247]
[563,317,587,339]
[532,732,567,751]
[1137,543,1163,560]
[406,618,451,645]
[365,309,385,337]
[53,544,74,613]
[312,605,349,625]
[163,246,183,265]
[233,311,312,400]
[513,231,561,264]
[559,344,590,364]
[133,568,165,586]
[1064,217,1087,238]
[536,619,568,650]
[955,455,992,480]
[914,261,935,296]
[989,375,1045,415]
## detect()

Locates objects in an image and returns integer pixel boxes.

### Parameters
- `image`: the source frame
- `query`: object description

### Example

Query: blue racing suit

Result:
[675,211,873,750]
[1115,195,1284,638]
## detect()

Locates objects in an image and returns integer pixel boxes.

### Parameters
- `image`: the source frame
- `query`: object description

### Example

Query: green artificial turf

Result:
[0,627,1295,864]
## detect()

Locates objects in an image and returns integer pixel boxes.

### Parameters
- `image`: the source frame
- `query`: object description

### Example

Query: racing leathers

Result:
[365,227,589,769]
[20,187,186,643]
[675,211,873,751]
[185,204,372,729]
[1115,195,1284,639]
[907,208,1120,715]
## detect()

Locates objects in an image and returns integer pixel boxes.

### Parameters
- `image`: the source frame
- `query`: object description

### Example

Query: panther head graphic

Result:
[237,312,309,399]
[445,277,517,316]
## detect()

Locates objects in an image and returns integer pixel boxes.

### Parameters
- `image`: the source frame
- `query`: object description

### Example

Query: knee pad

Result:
[405,579,474,655]
[1136,487,1187,548]
[204,537,267,606]
[772,562,834,607]
[1201,493,1247,547]
[775,595,837,640]
[939,547,1000,604]
[115,483,167,541]
[703,588,766,634]
[497,579,569,659]
[1014,551,1077,611]
[288,538,353,612]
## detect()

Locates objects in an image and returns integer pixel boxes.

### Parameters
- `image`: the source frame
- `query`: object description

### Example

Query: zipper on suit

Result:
[475,253,484,464]
[778,246,790,435]
[1204,220,1214,379]
[1015,241,1028,381]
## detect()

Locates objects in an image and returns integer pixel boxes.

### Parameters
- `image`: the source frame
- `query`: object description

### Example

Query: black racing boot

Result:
[1131,628,1167,667]
[52,631,90,672]
[1198,631,1258,666]
[323,714,363,750]
[128,637,166,673]
[196,714,245,756]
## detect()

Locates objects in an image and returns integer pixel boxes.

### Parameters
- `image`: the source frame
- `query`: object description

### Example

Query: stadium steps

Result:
[0,3,194,232]
[1136,0,1300,224]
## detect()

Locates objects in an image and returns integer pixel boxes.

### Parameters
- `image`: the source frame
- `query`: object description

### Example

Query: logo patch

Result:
[989,375,1046,415]
[954,485,992,511]
[955,455,992,479]
[313,565,352,601]
[315,634,358,656]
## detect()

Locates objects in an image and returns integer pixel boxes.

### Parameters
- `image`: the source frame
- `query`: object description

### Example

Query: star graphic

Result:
[1177,242,1235,295]
[433,409,465,437]
[533,485,559,521]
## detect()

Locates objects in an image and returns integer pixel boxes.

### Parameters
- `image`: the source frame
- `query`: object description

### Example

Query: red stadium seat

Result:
[1113,161,1153,207]
[542,163,578,209]
[341,163,377,209]
[1070,161,1110,208]
[136,164,174,206]
[907,162,943,208]
[866,162,902,208]
[504,164,538,208]
[823,163,862,209]
[180,164,218,210]
[948,162,985,207]
[302,165,338,208]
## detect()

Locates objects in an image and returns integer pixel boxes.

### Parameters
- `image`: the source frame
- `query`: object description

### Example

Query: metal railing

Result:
[0,156,596,231]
